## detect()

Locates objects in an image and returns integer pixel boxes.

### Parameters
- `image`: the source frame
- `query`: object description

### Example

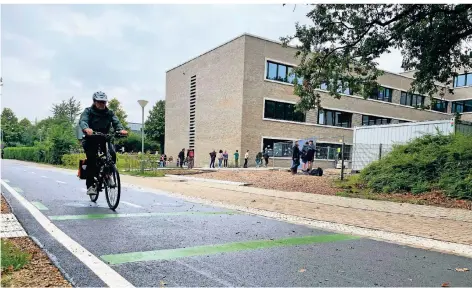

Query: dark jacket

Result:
[79,105,124,134]
[292,145,301,160]
[178,151,185,160]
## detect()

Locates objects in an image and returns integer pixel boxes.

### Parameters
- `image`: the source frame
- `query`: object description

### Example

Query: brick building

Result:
[164,33,471,168]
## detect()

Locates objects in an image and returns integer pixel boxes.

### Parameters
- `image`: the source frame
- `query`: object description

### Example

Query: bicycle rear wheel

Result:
[105,165,121,210]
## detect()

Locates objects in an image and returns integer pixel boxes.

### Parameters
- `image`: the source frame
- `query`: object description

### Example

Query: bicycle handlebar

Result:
[84,131,128,139]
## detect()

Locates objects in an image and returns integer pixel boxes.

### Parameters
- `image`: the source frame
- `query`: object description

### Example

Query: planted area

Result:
[357,133,472,200]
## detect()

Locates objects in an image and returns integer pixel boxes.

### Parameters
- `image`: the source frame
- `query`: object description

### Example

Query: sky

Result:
[0,4,404,124]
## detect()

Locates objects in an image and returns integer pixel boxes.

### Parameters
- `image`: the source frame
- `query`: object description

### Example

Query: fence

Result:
[351,143,394,171]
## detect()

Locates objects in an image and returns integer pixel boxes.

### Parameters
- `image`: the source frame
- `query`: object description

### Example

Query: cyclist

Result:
[79,91,128,196]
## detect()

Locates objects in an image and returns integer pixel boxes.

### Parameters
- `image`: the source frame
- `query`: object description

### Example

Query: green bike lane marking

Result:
[12,187,23,193]
[49,211,240,221]
[101,234,360,265]
[31,201,49,210]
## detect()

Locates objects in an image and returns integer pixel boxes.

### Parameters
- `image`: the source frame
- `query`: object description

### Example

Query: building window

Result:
[266,61,303,85]
[264,100,306,122]
[398,120,411,123]
[361,115,392,126]
[452,100,472,113]
[315,143,351,160]
[318,109,352,128]
[262,138,294,158]
[318,81,353,95]
[369,87,393,102]
[453,73,472,88]
[400,91,425,107]
[431,99,449,113]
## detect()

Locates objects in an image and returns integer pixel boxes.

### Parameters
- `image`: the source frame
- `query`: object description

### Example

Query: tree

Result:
[51,96,82,123]
[108,98,129,130]
[281,4,472,111]
[18,118,35,146]
[1,108,21,146]
[145,100,165,153]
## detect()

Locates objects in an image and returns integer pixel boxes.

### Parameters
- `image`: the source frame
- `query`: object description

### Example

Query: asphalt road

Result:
[2,159,471,287]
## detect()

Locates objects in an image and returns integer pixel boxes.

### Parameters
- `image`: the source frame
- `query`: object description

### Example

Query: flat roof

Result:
[165,33,298,73]
[164,32,445,87]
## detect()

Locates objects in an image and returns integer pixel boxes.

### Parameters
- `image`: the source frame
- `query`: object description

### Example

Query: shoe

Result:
[87,186,97,195]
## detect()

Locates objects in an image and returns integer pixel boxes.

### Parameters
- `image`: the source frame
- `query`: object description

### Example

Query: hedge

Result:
[3,147,52,163]
[62,153,161,171]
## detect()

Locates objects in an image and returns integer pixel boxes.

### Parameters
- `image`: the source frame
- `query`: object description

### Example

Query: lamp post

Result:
[137,100,148,173]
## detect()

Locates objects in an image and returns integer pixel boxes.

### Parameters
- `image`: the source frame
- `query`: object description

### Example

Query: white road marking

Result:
[41,176,48,178]
[31,172,36,174]
[0,180,134,287]
[3,179,10,183]
[56,181,67,184]
[121,201,143,208]
[82,188,87,192]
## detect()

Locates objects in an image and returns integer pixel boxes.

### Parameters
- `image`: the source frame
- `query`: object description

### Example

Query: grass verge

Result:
[1,239,31,286]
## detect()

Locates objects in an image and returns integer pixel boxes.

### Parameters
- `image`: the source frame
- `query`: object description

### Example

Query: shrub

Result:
[358,133,472,200]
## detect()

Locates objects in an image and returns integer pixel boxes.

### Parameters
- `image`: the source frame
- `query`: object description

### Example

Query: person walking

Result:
[187,148,195,169]
[244,150,249,168]
[291,142,301,175]
[234,150,240,168]
[223,150,229,168]
[255,151,263,168]
[217,150,224,168]
[209,150,216,168]
[178,148,185,168]
[263,147,270,168]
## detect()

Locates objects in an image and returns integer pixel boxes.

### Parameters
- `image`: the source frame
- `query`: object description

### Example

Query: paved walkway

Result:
[120,175,472,246]
[1,213,27,238]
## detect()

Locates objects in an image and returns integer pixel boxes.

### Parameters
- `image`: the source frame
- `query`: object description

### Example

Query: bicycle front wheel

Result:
[105,166,121,210]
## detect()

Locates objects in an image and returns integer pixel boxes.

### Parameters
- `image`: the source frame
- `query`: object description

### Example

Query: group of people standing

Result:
[291,140,316,174]
[177,148,195,169]
[209,150,247,168]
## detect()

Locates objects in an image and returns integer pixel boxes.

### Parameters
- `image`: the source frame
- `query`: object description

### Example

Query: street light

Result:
[137,100,148,173]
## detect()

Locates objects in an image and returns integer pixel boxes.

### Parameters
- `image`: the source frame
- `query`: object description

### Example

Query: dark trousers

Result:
[291,158,300,174]
[210,158,216,168]
[179,157,184,168]
[82,138,116,188]
[244,158,248,168]
[224,159,228,167]
[264,157,269,166]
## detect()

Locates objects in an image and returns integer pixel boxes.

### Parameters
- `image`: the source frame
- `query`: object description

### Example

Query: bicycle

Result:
[84,132,127,210]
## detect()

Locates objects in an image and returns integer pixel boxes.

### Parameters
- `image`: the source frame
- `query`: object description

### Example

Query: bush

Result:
[358,133,472,200]
[3,147,49,163]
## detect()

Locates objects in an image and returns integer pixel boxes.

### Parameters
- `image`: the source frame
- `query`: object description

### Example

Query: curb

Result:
[165,175,249,186]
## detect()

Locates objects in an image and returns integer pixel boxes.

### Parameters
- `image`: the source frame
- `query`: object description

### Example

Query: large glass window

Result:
[400,91,425,107]
[431,99,449,113]
[318,109,352,128]
[452,100,472,113]
[361,115,392,126]
[370,87,393,102]
[262,138,294,158]
[264,100,306,122]
[266,61,302,85]
[453,73,472,87]
[318,81,353,95]
[315,143,351,160]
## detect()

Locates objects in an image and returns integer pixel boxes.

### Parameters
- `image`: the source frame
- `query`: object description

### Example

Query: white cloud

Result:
[47,8,150,42]
[3,57,51,84]
[3,32,55,60]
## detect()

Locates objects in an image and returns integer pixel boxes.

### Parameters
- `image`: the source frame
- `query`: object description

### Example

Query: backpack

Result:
[309,167,323,176]
[78,159,87,180]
